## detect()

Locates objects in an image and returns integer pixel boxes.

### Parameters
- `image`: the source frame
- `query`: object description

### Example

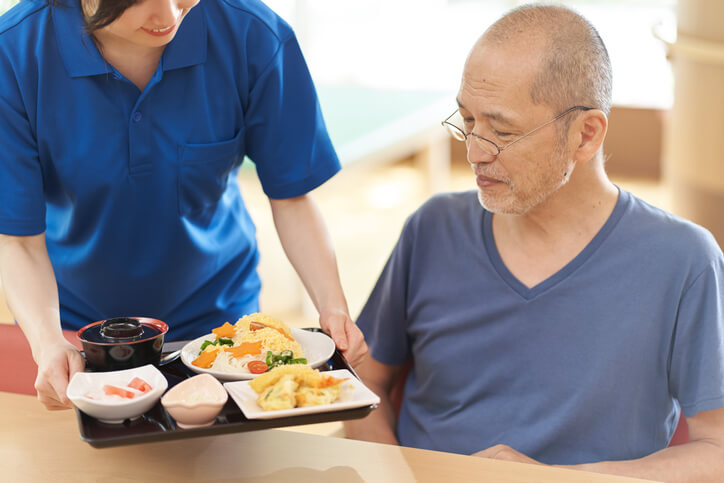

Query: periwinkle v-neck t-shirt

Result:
[358,189,724,464]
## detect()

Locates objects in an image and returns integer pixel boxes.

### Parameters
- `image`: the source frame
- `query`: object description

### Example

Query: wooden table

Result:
[0,392,659,483]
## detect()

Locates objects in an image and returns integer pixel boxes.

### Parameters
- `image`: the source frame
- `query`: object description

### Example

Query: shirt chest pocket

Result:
[177,129,245,216]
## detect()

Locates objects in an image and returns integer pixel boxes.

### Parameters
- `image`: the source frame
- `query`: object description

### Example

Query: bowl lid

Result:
[78,317,168,345]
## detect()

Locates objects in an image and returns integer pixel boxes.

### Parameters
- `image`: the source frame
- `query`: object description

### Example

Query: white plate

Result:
[224,369,380,419]
[180,327,336,381]
[66,364,168,424]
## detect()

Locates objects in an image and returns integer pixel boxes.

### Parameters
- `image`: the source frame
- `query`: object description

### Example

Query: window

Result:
[267,0,675,108]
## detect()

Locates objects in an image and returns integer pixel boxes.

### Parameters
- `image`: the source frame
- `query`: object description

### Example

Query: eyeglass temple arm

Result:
[499,106,593,153]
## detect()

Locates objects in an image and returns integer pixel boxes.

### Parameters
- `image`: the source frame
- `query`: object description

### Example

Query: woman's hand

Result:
[319,309,368,367]
[269,195,369,367]
[34,340,85,410]
[0,233,83,409]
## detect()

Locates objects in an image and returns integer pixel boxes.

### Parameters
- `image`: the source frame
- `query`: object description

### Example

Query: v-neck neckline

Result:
[482,187,629,300]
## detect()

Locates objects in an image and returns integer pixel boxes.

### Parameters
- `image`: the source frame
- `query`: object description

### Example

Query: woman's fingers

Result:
[34,343,84,410]
[320,311,368,366]
[341,320,368,367]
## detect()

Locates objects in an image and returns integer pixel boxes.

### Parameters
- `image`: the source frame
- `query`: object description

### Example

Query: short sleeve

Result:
[244,34,340,199]
[0,52,45,235]
[356,218,416,366]
[669,256,724,417]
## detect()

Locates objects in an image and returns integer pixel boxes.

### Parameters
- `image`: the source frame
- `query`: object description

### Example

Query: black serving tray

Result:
[75,329,376,448]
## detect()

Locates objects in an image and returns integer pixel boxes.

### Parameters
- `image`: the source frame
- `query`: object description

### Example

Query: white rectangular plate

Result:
[224,369,380,420]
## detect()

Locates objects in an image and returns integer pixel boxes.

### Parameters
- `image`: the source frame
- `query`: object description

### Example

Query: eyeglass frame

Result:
[441,105,595,156]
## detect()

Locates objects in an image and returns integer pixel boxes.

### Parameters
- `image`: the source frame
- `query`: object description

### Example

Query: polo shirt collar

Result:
[53,0,207,78]
[52,0,108,77]
[161,2,206,71]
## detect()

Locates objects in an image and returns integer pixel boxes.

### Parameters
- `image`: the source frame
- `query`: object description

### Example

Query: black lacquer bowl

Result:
[77,317,168,371]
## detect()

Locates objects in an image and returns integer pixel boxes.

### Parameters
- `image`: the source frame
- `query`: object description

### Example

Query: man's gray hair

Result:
[484,4,613,116]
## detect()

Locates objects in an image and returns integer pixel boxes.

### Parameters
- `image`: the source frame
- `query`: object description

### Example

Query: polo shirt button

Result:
[132,111,143,122]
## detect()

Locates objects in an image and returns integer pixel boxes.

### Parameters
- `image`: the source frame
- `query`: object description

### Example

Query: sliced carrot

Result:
[212,321,236,339]
[103,384,135,399]
[192,349,219,368]
[274,327,294,342]
[249,321,293,341]
[224,341,262,358]
[128,377,152,393]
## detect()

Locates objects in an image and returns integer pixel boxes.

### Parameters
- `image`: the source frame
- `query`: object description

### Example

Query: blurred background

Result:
[1,0,722,330]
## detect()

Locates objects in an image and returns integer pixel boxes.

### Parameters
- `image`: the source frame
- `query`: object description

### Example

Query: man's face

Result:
[457,39,574,215]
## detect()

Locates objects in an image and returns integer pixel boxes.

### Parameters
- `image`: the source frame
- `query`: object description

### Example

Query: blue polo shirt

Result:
[0,0,340,339]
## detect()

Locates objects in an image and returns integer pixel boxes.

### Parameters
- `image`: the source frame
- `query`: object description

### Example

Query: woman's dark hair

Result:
[83,0,141,33]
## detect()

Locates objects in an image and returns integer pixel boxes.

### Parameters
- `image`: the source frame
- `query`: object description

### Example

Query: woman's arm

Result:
[269,194,367,366]
[0,233,84,409]
[344,356,402,444]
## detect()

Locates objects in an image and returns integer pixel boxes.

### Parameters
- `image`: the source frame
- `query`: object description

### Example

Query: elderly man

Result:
[344,4,724,481]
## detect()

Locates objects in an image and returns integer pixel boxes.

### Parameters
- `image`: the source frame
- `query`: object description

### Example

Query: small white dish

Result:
[180,328,336,381]
[66,365,168,424]
[161,374,228,429]
[224,369,380,420]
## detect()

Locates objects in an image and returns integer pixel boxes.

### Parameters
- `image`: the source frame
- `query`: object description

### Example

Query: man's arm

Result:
[344,356,403,444]
[0,233,84,409]
[572,407,724,482]
[474,407,724,482]
[269,194,367,366]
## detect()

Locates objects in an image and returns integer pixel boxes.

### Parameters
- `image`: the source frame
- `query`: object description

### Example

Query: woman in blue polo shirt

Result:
[0,0,367,409]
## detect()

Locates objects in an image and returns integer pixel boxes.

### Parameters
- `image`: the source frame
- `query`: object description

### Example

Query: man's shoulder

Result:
[623,190,721,259]
[400,191,483,241]
[414,190,481,219]
[0,0,48,38]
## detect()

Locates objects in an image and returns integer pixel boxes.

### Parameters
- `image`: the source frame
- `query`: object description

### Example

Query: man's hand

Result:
[319,309,368,367]
[472,444,545,466]
[34,340,85,410]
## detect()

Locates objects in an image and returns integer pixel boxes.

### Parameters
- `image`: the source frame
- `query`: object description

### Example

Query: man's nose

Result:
[466,139,497,166]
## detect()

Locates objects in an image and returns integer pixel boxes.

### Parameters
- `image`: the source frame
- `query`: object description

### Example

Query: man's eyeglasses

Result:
[441,105,594,156]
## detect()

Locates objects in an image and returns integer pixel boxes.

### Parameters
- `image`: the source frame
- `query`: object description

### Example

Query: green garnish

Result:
[264,350,306,371]
[199,337,235,354]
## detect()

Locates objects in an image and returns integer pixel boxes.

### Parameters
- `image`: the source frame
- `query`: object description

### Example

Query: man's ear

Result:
[572,109,608,163]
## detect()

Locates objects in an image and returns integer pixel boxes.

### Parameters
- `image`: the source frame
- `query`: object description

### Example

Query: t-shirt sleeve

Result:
[0,52,45,235]
[244,34,340,199]
[669,256,724,418]
[356,217,415,366]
